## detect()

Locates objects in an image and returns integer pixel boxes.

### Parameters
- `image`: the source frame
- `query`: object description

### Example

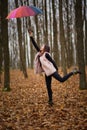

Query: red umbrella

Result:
[6,5,43,19]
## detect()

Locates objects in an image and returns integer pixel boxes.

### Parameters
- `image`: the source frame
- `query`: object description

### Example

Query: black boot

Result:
[48,100,54,106]
[72,68,82,75]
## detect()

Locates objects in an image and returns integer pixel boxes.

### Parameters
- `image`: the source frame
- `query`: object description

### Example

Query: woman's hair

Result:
[44,45,50,52]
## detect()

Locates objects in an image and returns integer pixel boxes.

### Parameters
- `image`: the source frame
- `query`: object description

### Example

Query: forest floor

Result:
[0,69,87,130]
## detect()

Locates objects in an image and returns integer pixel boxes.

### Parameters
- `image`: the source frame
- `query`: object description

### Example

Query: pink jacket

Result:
[40,52,56,76]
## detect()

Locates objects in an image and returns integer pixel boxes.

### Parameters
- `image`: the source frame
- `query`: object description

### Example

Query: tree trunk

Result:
[0,41,2,83]
[59,0,67,75]
[75,0,87,89]
[84,0,87,65]
[85,19,87,65]
[33,0,40,46]
[44,0,48,44]
[52,0,59,65]
[0,0,2,83]
[0,34,3,84]
[66,0,74,68]
[1,0,10,90]
[15,0,28,78]
[17,18,28,78]
[49,0,53,55]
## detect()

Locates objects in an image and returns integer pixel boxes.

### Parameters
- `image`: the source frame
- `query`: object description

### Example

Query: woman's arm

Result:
[45,53,58,70]
[28,30,40,52]
[30,37,40,52]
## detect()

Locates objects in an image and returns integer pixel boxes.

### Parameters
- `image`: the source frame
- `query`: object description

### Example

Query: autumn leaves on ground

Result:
[0,69,87,130]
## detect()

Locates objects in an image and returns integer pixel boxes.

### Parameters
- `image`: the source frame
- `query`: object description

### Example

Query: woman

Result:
[28,30,81,105]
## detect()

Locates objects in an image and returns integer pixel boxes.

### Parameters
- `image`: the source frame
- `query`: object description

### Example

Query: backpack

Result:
[34,52,44,74]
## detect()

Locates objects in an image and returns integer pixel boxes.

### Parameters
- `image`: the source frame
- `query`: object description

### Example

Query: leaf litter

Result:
[0,69,87,130]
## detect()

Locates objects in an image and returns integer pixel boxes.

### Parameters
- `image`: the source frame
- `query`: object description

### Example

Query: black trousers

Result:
[45,71,73,101]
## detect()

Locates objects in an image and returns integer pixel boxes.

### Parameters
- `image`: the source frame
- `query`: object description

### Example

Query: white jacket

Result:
[34,52,44,74]
[40,52,56,76]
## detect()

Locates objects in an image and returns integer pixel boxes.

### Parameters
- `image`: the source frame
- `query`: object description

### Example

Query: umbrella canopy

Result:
[6,5,43,19]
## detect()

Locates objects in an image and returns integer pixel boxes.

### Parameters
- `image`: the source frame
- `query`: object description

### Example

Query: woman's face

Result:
[40,45,45,53]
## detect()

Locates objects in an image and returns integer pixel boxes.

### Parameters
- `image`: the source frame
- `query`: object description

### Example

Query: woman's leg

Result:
[52,71,74,82]
[45,75,53,102]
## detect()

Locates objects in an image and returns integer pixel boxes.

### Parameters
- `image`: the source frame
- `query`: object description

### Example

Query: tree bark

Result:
[84,0,87,65]
[1,0,10,90]
[0,0,2,83]
[59,0,67,75]
[75,0,87,89]
[66,0,74,68]
[52,0,59,65]
[15,0,28,78]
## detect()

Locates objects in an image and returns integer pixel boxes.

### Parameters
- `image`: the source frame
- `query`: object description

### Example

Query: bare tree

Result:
[49,0,53,55]
[44,0,49,44]
[84,0,87,65]
[15,0,28,78]
[75,0,87,89]
[0,0,2,83]
[1,0,10,90]
[59,0,67,75]
[66,0,74,68]
[52,0,59,65]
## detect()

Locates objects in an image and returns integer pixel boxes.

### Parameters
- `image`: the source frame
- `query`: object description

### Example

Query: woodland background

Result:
[0,0,87,90]
[0,0,87,130]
